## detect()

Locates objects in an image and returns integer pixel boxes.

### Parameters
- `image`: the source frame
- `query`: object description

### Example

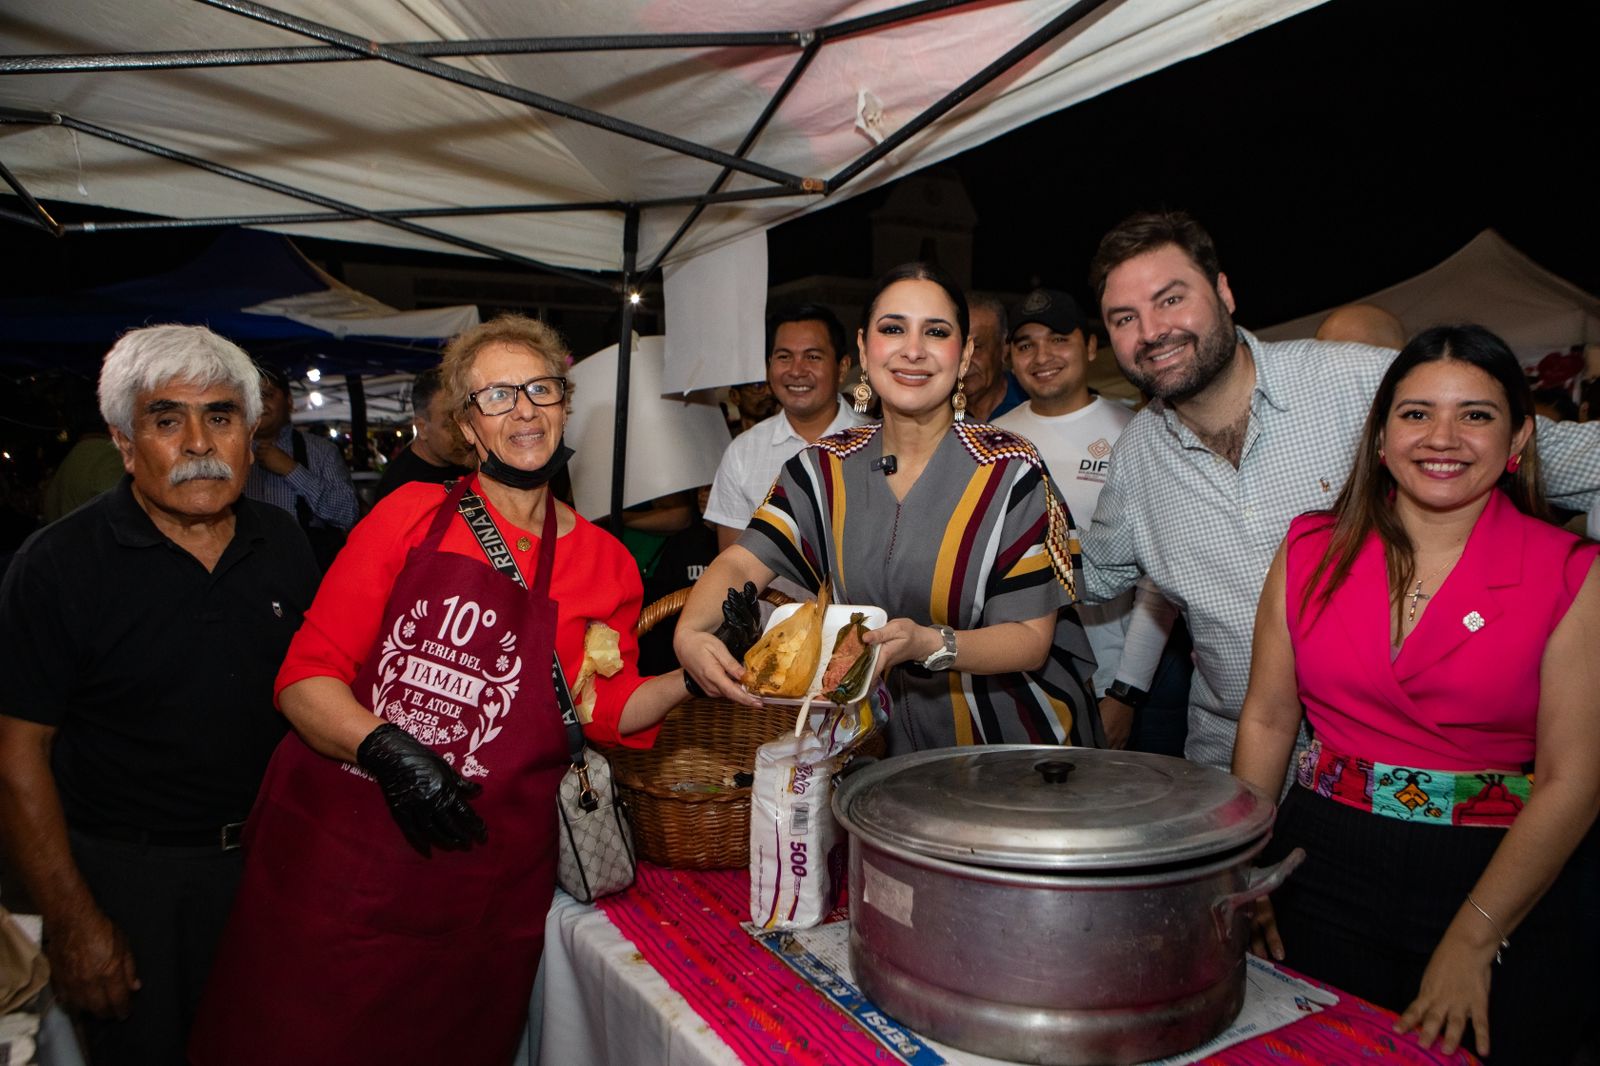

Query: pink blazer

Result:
[1284,491,1597,770]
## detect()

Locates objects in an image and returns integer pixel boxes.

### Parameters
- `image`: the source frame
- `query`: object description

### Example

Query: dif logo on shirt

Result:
[1078,437,1113,481]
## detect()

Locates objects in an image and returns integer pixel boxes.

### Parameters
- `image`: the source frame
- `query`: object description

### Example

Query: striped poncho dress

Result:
[739,421,1100,753]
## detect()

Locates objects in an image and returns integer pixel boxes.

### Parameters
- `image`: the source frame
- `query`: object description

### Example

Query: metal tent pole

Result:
[608,208,640,526]
[41,183,810,235]
[0,108,614,288]
[0,158,61,235]
[643,35,823,278]
[345,374,369,472]
[197,0,814,192]
[0,31,806,76]
[827,0,1114,191]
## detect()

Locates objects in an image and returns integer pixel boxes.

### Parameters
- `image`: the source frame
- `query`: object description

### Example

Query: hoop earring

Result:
[952,381,968,423]
[851,369,873,415]
[1506,453,1522,474]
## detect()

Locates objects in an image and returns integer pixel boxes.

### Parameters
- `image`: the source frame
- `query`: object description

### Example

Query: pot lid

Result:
[834,746,1275,871]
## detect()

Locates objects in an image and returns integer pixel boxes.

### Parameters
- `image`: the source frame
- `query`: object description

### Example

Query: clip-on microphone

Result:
[871,455,898,475]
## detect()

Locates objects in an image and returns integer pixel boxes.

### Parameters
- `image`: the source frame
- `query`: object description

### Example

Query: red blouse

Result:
[276,475,657,748]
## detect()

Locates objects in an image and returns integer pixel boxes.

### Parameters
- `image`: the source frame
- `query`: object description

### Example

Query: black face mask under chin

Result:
[477,441,574,491]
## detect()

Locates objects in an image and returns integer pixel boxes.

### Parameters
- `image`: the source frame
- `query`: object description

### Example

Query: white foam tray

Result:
[749,603,886,706]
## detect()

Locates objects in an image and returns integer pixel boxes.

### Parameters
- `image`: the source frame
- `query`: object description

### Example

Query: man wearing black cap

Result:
[995,289,1116,527]
[996,290,1187,754]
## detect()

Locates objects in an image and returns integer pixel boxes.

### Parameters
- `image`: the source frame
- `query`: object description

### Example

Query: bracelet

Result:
[1465,893,1510,964]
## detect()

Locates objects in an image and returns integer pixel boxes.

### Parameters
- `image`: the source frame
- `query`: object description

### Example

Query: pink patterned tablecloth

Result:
[598,863,1478,1066]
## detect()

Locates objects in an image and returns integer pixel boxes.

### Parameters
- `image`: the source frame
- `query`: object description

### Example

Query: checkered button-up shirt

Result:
[1082,328,1600,769]
[243,424,359,531]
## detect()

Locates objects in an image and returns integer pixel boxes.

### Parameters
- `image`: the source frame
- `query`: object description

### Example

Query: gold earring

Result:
[852,369,873,414]
[952,381,968,423]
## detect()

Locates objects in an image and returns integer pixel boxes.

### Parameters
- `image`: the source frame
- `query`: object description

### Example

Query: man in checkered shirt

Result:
[1079,211,1600,769]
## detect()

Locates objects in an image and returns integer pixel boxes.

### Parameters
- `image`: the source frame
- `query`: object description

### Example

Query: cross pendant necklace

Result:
[1406,553,1463,624]
[1406,580,1431,623]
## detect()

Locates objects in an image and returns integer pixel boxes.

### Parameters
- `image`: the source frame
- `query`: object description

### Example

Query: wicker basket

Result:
[603,586,796,869]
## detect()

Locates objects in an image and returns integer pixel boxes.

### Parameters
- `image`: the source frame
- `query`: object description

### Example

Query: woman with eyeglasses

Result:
[190,315,687,1066]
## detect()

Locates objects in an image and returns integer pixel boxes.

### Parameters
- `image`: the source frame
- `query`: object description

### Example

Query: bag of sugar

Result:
[749,703,875,930]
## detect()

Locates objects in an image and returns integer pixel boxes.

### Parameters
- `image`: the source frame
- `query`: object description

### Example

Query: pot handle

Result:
[1211,848,1305,941]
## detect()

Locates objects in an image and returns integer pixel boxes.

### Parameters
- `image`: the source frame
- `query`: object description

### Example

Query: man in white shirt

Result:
[995,290,1184,752]
[704,305,863,551]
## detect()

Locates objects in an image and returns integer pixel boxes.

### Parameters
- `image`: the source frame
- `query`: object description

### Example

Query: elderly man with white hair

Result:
[0,324,319,1066]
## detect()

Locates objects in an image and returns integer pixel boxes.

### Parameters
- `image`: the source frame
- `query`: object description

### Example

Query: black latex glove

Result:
[714,581,763,661]
[356,722,488,856]
[684,582,764,699]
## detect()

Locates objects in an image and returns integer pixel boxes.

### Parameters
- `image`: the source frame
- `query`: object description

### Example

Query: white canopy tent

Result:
[1259,229,1600,365]
[565,335,732,519]
[3,0,1323,273]
[1,0,1325,514]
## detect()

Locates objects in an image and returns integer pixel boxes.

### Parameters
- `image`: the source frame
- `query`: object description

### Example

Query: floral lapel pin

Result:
[1462,611,1486,632]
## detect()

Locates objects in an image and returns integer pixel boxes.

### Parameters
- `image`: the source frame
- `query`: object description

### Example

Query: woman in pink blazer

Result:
[1233,324,1600,1063]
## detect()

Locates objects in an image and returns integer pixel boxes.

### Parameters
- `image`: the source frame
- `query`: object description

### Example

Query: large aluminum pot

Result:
[832,746,1302,1065]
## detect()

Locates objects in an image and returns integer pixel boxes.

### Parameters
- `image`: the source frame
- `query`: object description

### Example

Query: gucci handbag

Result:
[552,655,637,903]
[456,485,636,903]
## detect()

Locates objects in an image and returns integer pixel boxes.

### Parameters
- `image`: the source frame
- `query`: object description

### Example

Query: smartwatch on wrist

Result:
[920,625,958,671]
[1105,678,1149,706]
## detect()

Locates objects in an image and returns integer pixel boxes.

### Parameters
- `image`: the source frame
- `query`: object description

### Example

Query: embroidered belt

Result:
[1294,739,1532,827]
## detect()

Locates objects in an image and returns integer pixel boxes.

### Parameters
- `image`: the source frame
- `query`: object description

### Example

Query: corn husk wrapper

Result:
[572,622,623,723]
[822,613,873,704]
[742,585,831,698]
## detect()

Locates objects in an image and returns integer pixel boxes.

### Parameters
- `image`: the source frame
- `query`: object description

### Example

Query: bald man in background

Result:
[1314,304,1407,349]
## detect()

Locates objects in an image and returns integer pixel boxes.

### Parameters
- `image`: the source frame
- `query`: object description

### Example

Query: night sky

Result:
[770,0,1599,327]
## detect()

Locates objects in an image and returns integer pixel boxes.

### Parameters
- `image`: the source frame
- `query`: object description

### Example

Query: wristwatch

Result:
[920,625,958,671]
[1105,678,1149,706]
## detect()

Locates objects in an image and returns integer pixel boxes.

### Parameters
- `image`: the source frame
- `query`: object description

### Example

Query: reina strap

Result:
[455,488,587,778]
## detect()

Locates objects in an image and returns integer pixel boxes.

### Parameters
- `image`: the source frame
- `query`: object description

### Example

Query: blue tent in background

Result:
[0,229,480,374]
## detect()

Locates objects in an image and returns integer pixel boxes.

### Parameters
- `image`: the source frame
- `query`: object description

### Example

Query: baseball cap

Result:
[1009,289,1088,340]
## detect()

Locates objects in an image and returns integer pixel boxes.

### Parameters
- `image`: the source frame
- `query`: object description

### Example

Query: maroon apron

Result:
[190,480,568,1066]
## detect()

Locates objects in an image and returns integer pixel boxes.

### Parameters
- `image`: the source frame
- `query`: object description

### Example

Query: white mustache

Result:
[169,456,235,485]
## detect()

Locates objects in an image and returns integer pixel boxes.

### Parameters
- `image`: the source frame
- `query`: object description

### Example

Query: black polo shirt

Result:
[374,446,470,502]
[0,478,319,835]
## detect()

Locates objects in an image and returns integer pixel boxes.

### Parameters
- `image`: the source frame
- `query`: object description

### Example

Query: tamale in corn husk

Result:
[741,584,831,697]
[821,613,872,704]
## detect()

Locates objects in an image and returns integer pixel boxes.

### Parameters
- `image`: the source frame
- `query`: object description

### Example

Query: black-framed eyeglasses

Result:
[466,376,568,416]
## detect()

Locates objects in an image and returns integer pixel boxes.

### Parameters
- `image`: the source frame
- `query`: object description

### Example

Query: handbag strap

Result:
[552,662,601,811]
[289,430,315,531]
[456,490,590,786]
[422,478,473,548]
